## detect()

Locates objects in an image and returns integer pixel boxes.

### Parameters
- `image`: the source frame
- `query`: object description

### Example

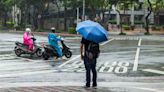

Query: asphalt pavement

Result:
[0,32,164,92]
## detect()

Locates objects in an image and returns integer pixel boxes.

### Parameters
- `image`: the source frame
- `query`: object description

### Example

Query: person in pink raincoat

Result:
[23,28,34,51]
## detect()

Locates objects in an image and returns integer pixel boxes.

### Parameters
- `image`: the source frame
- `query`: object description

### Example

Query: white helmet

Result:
[25,28,31,33]
[51,27,56,30]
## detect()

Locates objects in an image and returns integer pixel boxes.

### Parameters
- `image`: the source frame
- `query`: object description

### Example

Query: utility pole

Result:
[77,8,79,24]
[82,0,85,21]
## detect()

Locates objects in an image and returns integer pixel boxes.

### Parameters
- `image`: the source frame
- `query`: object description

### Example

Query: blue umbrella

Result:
[76,20,109,43]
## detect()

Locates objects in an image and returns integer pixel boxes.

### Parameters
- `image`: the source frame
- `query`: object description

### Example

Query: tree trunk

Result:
[38,14,44,29]
[33,9,38,30]
[116,9,123,34]
[64,5,67,32]
[54,0,60,30]
[91,5,96,19]
[145,0,152,34]
[2,11,7,27]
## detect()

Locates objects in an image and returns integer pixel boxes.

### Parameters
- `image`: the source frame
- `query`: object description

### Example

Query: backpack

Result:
[86,42,100,59]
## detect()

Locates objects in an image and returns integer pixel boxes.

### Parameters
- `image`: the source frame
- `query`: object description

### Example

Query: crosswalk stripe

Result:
[0,70,58,78]
[0,56,18,60]
[58,55,80,68]
[0,65,50,71]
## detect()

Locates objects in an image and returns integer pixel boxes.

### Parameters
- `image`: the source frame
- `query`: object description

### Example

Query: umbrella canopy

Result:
[76,20,108,43]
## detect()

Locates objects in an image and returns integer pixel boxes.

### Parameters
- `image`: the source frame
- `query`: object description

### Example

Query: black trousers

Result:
[84,56,97,87]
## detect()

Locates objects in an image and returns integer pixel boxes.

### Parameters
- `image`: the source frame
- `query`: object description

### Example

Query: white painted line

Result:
[0,56,16,60]
[142,69,164,75]
[76,68,85,72]
[0,54,14,57]
[72,62,83,68]
[58,55,80,68]
[0,65,50,71]
[107,62,117,72]
[115,62,130,74]
[133,87,164,92]
[71,60,81,66]
[133,38,142,71]
[0,60,46,67]
[138,38,142,46]
[70,47,80,49]
[99,62,109,72]
[100,38,114,46]
[0,70,57,78]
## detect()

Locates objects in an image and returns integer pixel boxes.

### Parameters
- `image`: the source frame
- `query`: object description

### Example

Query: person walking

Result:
[80,37,100,88]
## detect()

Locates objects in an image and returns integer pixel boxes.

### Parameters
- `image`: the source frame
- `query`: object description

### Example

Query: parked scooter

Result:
[42,40,72,60]
[14,37,42,57]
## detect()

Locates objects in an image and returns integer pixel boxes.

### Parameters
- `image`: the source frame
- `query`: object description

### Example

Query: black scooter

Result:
[14,37,42,57]
[42,40,72,60]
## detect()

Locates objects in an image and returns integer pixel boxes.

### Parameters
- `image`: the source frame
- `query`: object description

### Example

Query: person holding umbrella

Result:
[77,20,108,88]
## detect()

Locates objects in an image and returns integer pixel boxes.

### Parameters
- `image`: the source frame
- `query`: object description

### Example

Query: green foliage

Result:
[108,20,117,24]
[163,26,164,29]
[6,21,14,28]
[36,28,46,32]
[151,25,162,31]
[68,27,76,34]
[122,25,131,30]
[119,32,126,35]
[14,25,22,30]
[144,32,151,35]
[134,20,144,24]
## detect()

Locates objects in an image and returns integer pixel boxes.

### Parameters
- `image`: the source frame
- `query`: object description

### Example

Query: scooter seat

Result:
[45,45,55,50]
[15,41,28,47]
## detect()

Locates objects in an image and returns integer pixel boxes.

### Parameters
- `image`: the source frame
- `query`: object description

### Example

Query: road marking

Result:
[133,38,142,71]
[99,62,109,72]
[62,61,83,72]
[58,55,80,68]
[0,82,164,88]
[0,70,57,78]
[100,38,114,46]
[0,65,50,71]
[0,56,17,60]
[133,87,164,92]
[115,62,129,73]
[0,62,45,67]
[142,69,164,75]
[107,62,117,72]
[0,54,14,57]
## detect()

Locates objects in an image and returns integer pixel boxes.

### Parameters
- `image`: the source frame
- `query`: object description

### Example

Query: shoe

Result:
[92,86,97,89]
[83,85,90,89]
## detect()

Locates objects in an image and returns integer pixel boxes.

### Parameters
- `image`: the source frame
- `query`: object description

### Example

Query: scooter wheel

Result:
[64,51,72,58]
[36,49,42,57]
[42,52,49,60]
[15,49,22,57]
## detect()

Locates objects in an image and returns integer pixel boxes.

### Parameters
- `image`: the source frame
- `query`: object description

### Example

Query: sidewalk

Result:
[0,81,164,92]
[0,86,148,92]
[7,30,79,37]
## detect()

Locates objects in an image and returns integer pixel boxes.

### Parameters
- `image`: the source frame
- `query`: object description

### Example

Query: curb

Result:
[6,31,80,37]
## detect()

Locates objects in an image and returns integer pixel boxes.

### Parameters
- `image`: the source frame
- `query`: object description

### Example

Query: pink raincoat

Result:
[23,32,34,51]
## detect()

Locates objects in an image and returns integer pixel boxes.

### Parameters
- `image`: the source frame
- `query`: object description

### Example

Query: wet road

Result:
[0,33,164,92]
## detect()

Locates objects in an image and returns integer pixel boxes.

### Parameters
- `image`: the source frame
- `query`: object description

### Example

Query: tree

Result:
[145,0,153,35]
[0,0,13,27]
[14,0,52,30]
